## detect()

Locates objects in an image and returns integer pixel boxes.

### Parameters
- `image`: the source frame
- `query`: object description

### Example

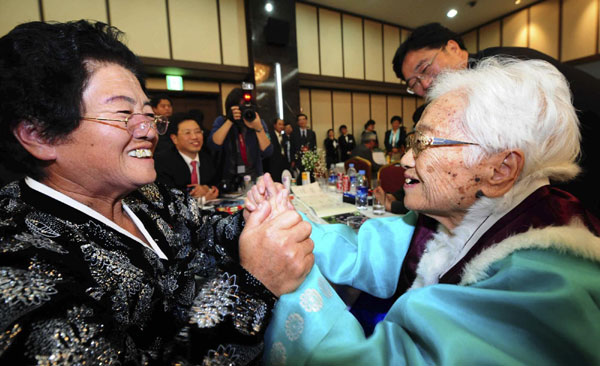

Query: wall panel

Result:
[502,9,528,47]
[530,0,560,59]
[43,0,107,22]
[299,88,311,125]
[170,0,221,63]
[387,96,403,124]
[296,3,320,74]
[332,91,352,135]
[319,8,343,77]
[561,0,597,61]
[185,81,220,93]
[342,14,364,79]
[352,93,370,136]
[310,89,333,146]
[364,20,384,81]
[220,0,248,66]
[109,0,170,58]
[462,30,478,52]
[383,24,401,83]
[371,94,387,141]
[478,21,501,50]
[402,97,417,125]
[220,83,239,117]
[0,0,40,36]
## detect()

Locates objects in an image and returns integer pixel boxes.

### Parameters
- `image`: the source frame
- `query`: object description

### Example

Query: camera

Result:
[240,82,256,122]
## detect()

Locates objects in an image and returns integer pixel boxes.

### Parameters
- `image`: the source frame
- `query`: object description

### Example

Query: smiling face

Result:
[47,63,158,197]
[171,119,203,159]
[400,92,488,230]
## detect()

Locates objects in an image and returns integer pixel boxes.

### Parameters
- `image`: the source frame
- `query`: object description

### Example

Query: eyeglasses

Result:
[405,47,444,95]
[406,130,479,158]
[83,113,169,136]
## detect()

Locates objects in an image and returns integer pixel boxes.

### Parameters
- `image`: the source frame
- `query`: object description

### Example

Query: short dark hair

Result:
[168,112,201,136]
[390,115,403,124]
[364,120,375,129]
[272,118,284,126]
[339,124,348,133]
[0,20,143,179]
[296,113,308,121]
[392,23,467,80]
[225,88,244,112]
[150,94,172,108]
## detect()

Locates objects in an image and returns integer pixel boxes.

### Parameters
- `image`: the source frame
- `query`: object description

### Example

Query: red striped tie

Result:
[190,161,198,185]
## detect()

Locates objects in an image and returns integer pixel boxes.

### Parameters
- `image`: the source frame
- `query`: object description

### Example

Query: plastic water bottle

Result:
[347,164,357,196]
[327,164,337,192]
[356,170,368,210]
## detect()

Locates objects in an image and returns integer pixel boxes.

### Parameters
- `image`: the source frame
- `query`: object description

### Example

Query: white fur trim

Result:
[459,220,600,285]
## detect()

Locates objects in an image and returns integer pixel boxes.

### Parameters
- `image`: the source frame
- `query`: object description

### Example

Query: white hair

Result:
[427,56,581,183]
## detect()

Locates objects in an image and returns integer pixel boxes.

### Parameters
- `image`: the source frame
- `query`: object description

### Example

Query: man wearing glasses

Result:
[392,22,600,217]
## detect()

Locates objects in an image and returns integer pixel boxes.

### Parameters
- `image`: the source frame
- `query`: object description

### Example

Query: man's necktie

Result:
[190,161,198,185]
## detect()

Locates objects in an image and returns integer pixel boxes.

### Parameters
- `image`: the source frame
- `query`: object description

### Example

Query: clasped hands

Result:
[239,173,314,297]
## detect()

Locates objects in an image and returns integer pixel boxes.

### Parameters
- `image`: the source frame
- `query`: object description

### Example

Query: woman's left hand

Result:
[244,173,293,220]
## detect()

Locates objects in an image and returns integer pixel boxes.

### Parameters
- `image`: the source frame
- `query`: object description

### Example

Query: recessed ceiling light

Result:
[265,2,273,12]
[447,9,458,18]
[515,0,521,4]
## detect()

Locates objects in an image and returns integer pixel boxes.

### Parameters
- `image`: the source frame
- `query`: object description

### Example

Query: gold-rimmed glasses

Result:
[83,113,169,136]
[406,130,479,158]
[405,47,444,95]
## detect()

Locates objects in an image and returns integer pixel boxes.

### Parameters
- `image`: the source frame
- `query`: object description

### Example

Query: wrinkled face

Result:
[172,119,203,158]
[400,92,487,228]
[50,63,158,194]
[154,99,173,117]
[274,119,284,133]
[401,43,466,97]
[298,116,308,129]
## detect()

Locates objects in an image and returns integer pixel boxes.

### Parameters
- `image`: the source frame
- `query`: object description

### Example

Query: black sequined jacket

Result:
[0,180,276,365]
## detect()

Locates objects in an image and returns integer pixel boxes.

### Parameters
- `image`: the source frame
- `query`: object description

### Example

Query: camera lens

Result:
[242,107,256,122]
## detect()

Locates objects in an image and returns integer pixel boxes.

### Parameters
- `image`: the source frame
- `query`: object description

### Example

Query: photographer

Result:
[208,87,272,190]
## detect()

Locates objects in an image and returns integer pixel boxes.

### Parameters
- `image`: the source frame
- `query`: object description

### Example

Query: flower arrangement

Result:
[298,148,327,177]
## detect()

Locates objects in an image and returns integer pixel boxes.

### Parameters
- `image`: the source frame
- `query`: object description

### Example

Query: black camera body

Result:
[240,100,256,122]
[228,82,257,127]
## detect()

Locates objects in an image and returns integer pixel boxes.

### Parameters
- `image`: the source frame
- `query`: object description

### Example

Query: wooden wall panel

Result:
[310,89,333,147]
[43,0,107,23]
[352,93,370,136]
[478,21,501,50]
[0,0,40,36]
[561,0,597,61]
[502,9,528,47]
[332,91,352,135]
[387,96,403,125]
[383,24,401,83]
[296,3,320,74]
[342,14,364,79]
[371,94,387,140]
[530,0,560,59]
[220,83,239,118]
[319,8,343,77]
[401,29,411,43]
[462,30,478,52]
[364,19,384,81]
[402,97,417,125]
[185,81,220,92]
[109,0,170,58]
[170,0,221,63]
[220,0,248,66]
[299,88,311,125]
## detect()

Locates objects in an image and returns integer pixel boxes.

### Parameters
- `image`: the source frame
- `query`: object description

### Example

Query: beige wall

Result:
[300,88,421,144]
[319,8,344,77]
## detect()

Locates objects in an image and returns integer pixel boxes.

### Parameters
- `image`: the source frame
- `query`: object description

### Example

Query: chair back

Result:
[377,161,405,193]
[344,156,372,188]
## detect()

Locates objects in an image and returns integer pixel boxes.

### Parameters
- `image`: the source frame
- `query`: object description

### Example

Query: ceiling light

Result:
[447,9,458,18]
[515,0,521,4]
[265,3,273,12]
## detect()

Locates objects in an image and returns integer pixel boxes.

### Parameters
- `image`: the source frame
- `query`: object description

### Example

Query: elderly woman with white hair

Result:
[249,57,600,365]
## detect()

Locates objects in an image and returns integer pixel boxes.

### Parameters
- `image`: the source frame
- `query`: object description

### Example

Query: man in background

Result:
[393,22,600,215]
[151,94,175,157]
[292,113,317,172]
[265,118,289,183]
[351,131,381,174]
[155,113,219,200]
[338,124,356,163]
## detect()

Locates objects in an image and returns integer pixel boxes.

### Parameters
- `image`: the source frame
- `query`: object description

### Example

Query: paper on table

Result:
[292,182,357,217]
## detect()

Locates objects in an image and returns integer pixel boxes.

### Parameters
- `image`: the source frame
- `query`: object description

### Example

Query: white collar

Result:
[25,177,168,260]
[178,151,199,166]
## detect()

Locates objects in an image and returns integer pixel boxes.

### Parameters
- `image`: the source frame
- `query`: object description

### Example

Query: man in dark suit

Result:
[338,124,356,163]
[265,118,290,182]
[351,132,382,174]
[155,113,219,200]
[292,113,317,171]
